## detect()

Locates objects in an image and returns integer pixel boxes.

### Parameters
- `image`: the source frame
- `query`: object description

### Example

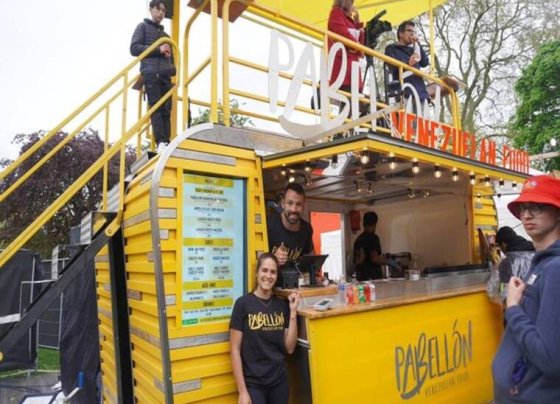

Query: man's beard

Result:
[284,211,300,225]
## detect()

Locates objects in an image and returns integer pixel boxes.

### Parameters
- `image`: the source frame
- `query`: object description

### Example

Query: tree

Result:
[511,40,560,171]
[191,99,254,127]
[420,0,560,142]
[0,129,135,257]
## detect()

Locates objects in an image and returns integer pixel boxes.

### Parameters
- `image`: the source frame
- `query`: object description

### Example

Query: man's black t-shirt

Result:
[353,231,382,280]
[267,213,314,268]
[229,293,290,387]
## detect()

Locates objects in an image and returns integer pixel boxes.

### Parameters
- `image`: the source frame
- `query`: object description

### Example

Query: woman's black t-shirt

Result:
[230,293,290,387]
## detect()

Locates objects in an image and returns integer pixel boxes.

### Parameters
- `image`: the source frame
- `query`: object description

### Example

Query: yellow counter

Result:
[288,281,503,404]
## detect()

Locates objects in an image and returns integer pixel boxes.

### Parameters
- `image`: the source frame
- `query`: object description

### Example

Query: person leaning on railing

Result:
[130,0,176,154]
[327,0,365,94]
[384,20,430,107]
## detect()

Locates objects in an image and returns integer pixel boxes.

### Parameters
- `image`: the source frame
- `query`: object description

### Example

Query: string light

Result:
[389,157,397,170]
[469,172,476,185]
[280,166,287,176]
[288,174,295,183]
[499,179,504,188]
[355,181,363,193]
[476,193,481,202]
[304,162,312,173]
[512,181,518,189]
[331,155,338,169]
[484,176,491,187]
[434,165,442,179]
[452,169,459,182]
[412,160,420,174]
[360,151,370,165]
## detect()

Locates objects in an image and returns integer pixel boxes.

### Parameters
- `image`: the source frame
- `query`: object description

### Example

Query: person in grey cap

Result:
[492,175,560,402]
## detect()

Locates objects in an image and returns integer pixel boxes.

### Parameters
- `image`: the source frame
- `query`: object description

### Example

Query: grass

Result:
[0,348,60,378]
[37,348,60,371]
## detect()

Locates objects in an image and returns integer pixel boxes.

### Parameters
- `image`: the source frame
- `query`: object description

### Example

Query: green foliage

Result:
[191,99,254,127]
[512,40,560,171]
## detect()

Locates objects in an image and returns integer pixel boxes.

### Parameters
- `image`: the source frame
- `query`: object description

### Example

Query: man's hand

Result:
[274,242,288,266]
[506,276,525,308]
[160,44,171,58]
[408,53,420,66]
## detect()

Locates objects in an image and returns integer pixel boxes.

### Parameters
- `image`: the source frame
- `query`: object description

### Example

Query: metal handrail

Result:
[0,37,180,268]
[180,0,460,134]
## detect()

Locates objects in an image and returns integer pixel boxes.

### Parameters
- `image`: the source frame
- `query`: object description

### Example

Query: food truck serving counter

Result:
[281,271,502,403]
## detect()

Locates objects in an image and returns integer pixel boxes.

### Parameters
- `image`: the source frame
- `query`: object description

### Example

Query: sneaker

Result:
[156,142,168,153]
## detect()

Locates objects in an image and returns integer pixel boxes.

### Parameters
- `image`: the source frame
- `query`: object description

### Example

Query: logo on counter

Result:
[394,319,473,399]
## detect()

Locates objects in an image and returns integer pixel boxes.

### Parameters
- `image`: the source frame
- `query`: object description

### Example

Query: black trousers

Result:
[144,73,172,145]
[247,376,289,404]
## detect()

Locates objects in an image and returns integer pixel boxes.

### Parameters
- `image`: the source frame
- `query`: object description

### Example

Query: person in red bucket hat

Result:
[493,175,560,402]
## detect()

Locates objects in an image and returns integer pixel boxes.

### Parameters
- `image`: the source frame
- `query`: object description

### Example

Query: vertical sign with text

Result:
[182,173,245,327]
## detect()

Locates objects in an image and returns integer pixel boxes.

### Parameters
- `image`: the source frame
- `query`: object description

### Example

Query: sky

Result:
[0,0,156,160]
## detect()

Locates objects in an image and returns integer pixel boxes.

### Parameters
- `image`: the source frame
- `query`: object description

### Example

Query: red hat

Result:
[508,175,560,219]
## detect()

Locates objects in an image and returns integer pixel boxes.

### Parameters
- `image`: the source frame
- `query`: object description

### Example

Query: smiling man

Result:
[492,175,560,402]
[267,183,314,269]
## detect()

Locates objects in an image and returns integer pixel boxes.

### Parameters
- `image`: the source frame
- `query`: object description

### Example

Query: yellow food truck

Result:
[0,0,530,403]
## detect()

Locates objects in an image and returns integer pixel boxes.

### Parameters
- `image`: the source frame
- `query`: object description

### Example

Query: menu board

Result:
[181,173,245,327]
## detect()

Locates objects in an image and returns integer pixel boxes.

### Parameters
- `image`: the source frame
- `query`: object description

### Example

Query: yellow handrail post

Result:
[222,0,234,126]
[210,0,219,123]
[103,106,110,211]
[137,90,144,156]
[170,0,181,141]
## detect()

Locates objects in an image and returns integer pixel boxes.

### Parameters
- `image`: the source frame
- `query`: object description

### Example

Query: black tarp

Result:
[59,227,101,403]
[0,250,43,372]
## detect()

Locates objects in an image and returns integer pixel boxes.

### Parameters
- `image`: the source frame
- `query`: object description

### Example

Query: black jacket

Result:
[130,18,176,77]
[384,42,429,102]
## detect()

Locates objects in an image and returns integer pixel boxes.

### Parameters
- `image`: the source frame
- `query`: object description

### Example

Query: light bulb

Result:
[484,176,491,187]
[434,166,442,179]
[288,175,295,183]
[389,158,397,170]
[280,167,287,176]
[512,181,518,189]
[452,169,459,182]
[360,152,370,165]
[469,174,476,185]
[499,179,504,188]
[304,162,312,173]
[412,162,420,174]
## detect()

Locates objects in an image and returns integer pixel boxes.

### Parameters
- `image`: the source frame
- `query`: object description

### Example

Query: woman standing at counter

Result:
[230,253,300,404]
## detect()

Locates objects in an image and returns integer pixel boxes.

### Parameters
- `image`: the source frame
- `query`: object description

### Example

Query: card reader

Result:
[313,298,333,311]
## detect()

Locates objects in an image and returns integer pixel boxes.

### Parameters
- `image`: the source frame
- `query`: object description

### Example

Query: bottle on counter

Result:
[368,282,376,302]
[337,277,347,306]
[357,284,366,304]
[364,282,371,302]
[346,283,355,305]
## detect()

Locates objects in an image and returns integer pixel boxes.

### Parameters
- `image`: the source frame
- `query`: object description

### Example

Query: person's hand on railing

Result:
[160,43,171,58]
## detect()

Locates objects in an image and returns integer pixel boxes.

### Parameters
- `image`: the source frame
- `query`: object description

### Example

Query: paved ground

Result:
[0,372,60,403]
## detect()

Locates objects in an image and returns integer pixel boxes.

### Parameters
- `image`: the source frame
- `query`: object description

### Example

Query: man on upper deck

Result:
[384,20,430,106]
[267,183,314,269]
[130,0,176,154]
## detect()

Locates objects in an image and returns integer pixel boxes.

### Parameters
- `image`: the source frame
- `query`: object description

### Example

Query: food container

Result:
[405,270,421,281]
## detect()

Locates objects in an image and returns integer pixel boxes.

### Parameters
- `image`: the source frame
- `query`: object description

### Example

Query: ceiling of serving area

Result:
[263,151,469,206]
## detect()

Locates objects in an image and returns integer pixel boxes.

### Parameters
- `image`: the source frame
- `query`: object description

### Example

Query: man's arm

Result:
[418,43,429,68]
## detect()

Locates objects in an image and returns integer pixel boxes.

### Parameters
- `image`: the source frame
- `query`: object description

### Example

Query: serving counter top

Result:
[290,270,490,320]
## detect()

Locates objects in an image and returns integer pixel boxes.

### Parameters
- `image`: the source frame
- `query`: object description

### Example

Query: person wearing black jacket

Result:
[130,0,176,153]
[384,20,430,106]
